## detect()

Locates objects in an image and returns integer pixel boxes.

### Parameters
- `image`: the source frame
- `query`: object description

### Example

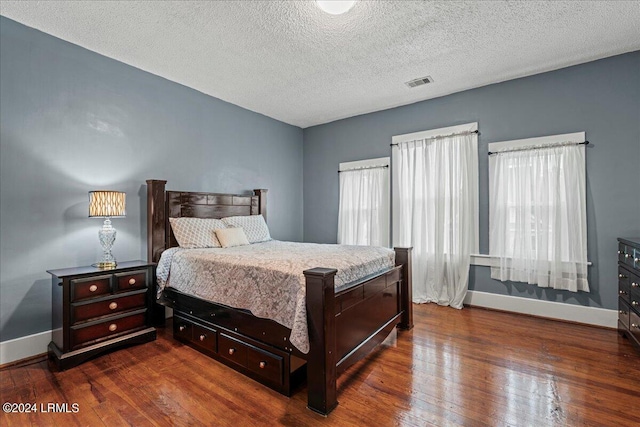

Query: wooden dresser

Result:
[47,260,157,370]
[618,237,640,352]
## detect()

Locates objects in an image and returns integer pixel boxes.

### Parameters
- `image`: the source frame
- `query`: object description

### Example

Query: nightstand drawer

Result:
[71,292,147,323]
[619,298,631,330]
[115,270,147,292]
[630,272,640,305]
[620,242,640,270]
[619,266,631,304]
[630,310,640,344]
[70,311,146,349]
[71,275,111,301]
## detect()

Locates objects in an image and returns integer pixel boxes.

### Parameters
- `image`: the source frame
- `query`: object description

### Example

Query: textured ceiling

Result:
[1,1,639,128]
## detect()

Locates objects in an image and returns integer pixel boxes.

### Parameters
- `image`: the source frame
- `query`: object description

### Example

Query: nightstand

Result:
[47,260,157,370]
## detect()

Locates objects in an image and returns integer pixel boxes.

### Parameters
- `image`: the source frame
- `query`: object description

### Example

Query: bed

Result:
[146,180,413,415]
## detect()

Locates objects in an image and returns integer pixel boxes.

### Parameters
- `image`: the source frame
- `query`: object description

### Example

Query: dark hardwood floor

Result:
[2,304,639,426]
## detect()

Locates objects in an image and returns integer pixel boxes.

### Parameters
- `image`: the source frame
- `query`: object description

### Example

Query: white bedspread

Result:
[156,240,395,353]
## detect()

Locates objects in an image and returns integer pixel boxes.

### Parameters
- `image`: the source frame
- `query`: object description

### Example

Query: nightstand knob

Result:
[632,323,640,329]
[228,348,235,355]
[620,310,628,315]
[625,253,631,258]
[633,282,639,288]
[199,334,206,342]
[632,301,639,307]
[619,274,627,279]
[259,361,267,369]
[109,302,118,310]
[619,290,627,295]
[89,284,98,292]
[108,323,117,332]
[179,325,187,332]
[128,278,136,285]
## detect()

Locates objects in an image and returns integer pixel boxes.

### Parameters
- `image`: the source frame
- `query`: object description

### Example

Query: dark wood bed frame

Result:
[146,179,413,415]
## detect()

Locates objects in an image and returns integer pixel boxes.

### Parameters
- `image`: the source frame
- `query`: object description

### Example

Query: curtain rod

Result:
[488,140,589,156]
[390,129,479,147]
[338,165,389,173]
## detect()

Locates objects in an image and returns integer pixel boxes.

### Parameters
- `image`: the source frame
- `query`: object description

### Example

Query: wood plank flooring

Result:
[2,304,639,426]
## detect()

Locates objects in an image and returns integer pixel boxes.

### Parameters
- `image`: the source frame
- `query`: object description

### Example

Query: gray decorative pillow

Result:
[169,217,227,248]
[221,215,271,243]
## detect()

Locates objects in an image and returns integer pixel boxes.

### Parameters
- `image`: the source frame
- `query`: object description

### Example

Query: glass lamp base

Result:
[95,219,117,270]
[92,261,117,270]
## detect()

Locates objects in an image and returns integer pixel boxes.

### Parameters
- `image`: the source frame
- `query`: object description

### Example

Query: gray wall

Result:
[304,51,640,310]
[0,17,303,342]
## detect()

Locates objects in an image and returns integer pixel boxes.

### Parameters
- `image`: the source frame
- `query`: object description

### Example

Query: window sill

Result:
[470,254,593,267]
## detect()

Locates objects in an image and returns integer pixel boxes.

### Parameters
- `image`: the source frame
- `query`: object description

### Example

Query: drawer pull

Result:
[625,253,631,258]
[259,361,267,369]
[128,278,136,285]
[108,323,117,332]
[179,325,187,332]
[635,258,639,263]
[228,348,236,355]
[89,284,98,292]
[632,301,639,307]
[109,302,118,310]
[633,282,639,288]
[619,310,628,315]
[619,274,627,279]
[618,250,622,254]
[632,323,640,329]
[199,334,206,342]
[619,290,627,295]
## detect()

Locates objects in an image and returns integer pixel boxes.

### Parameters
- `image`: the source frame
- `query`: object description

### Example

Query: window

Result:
[392,122,478,308]
[489,132,589,292]
[337,157,390,247]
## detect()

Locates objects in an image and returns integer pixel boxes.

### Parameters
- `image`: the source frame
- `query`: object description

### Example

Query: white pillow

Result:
[222,215,271,243]
[169,217,227,248]
[215,227,250,248]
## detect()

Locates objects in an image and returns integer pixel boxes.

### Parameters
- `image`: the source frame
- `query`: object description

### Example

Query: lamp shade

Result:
[89,191,126,218]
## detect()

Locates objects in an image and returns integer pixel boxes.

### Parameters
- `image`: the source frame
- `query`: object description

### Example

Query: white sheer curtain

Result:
[337,167,389,247]
[392,131,478,309]
[489,144,589,292]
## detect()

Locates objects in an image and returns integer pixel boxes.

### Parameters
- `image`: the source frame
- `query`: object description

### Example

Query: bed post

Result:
[304,267,338,416]
[394,247,413,330]
[146,180,167,264]
[253,189,268,223]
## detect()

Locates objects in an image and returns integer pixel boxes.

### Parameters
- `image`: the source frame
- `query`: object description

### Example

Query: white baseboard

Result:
[464,290,618,328]
[0,330,51,366]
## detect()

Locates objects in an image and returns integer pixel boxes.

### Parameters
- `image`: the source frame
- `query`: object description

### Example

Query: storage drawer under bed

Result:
[173,314,285,387]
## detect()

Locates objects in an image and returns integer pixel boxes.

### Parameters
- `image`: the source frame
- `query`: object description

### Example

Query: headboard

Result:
[146,180,267,263]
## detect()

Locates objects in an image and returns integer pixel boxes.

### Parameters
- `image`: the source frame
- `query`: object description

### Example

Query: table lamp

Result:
[89,190,126,269]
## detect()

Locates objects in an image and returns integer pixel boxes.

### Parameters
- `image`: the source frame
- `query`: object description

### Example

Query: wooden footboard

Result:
[146,179,412,416]
[304,247,412,415]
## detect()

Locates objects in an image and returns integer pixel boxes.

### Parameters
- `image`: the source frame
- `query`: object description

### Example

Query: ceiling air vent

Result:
[405,75,433,88]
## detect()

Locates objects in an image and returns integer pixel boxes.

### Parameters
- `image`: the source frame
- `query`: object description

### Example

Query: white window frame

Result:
[391,122,479,254]
[474,131,591,267]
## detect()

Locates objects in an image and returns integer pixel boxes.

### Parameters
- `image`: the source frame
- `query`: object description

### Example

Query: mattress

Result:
[156,240,395,353]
